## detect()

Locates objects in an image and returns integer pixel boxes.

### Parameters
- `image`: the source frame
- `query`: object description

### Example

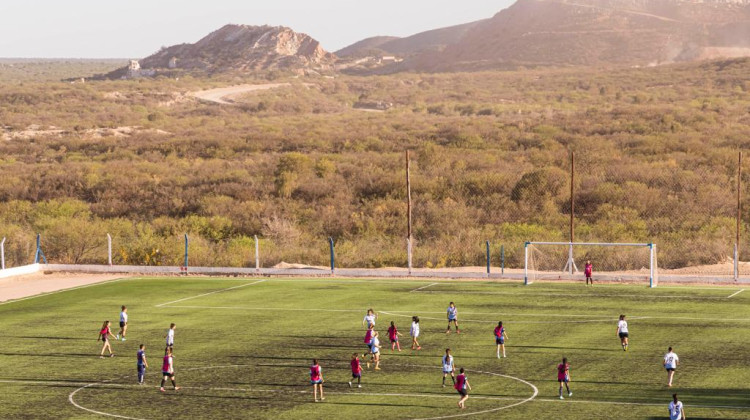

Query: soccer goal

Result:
[524,242,658,287]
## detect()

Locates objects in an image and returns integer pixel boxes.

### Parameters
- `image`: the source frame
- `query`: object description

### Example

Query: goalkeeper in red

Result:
[584,260,593,286]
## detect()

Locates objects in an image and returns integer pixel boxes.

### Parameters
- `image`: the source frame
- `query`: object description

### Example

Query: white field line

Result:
[154,280,266,307]
[0,276,132,306]
[727,289,745,298]
[411,283,438,292]
[412,290,730,299]
[162,305,750,323]
[66,363,538,420]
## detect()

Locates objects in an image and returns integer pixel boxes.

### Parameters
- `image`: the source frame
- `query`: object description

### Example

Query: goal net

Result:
[524,242,658,287]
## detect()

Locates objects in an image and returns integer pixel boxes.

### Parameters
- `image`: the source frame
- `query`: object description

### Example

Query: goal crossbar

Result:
[524,241,657,288]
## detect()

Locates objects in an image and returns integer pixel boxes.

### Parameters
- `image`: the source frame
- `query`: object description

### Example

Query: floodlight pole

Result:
[406,150,413,275]
[486,241,491,277]
[107,233,112,266]
[524,242,530,285]
[34,234,47,265]
[1,237,5,270]
[649,243,656,288]
[329,237,335,275]
[736,151,742,282]
[563,152,578,275]
[501,244,505,276]
[183,234,189,273]
[254,235,260,272]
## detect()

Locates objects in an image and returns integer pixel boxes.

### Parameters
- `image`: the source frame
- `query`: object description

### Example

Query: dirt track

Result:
[190,83,291,104]
[0,272,125,303]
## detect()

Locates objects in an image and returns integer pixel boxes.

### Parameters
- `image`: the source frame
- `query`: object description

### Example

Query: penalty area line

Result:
[727,289,745,298]
[155,280,266,307]
[411,283,438,292]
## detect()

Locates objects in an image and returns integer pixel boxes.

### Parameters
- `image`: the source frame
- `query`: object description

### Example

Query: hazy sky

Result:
[0,1,514,58]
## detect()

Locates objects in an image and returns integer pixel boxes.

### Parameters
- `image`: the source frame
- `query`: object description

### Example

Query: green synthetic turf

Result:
[0,277,748,419]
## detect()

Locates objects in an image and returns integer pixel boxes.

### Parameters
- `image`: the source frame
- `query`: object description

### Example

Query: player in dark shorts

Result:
[455,367,471,409]
[160,347,180,392]
[98,320,116,358]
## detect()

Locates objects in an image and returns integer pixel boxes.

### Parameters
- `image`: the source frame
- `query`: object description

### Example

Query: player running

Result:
[363,324,375,367]
[310,359,325,402]
[160,347,180,392]
[370,332,382,370]
[446,302,460,334]
[441,348,456,387]
[137,344,148,385]
[98,320,116,358]
[362,309,378,329]
[455,367,471,409]
[494,321,508,358]
[664,347,680,387]
[557,357,572,399]
[117,305,128,341]
[617,315,629,351]
[165,323,176,349]
[387,321,403,351]
[349,353,362,388]
[585,260,593,285]
[669,393,686,420]
[410,316,421,350]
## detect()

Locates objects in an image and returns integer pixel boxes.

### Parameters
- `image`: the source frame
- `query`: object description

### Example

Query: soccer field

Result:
[0,277,749,419]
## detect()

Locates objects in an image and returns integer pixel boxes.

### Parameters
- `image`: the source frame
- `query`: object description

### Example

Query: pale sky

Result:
[0,0,515,58]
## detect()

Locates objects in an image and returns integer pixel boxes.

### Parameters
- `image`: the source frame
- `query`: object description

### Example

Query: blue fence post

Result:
[524,242,530,285]
[34,234,47,264]
[486,241,491,277]
[501,245,505,276]
[183,234,189,273]
[329,237,335,275]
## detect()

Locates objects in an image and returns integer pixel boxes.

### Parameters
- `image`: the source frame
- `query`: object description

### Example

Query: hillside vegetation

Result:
[0,59,749,270]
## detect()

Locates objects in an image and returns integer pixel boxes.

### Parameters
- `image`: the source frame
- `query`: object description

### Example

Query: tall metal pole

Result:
[736,151,742,281]
[329,237,335,275]
[254,235,260,272]
[1,237,5,270]
[183,234,189,272]
[406,150,413,275]
[567,152,576,275]
[524,242,529,285]
[486,240,491,277]
[501,244,505,276]
[107,234,112,266]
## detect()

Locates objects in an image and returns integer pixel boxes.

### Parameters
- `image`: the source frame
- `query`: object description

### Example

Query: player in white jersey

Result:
[446,302,460,334]
[410,316,421,350]
[616,314,629,351]
[117,306,128,341]
[362,309,378,329]
[370,332,381,370]
[663,346,680,387]
[441,348,455,387]
[165,323,176,349]
[669,394,686,420]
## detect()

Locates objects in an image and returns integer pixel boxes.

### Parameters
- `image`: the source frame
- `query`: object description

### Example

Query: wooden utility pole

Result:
[736,151,742,281]
[406,150,413,273]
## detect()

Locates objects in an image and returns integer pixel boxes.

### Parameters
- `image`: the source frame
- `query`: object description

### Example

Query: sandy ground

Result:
[190,83,291,104]
[0,272,125,303]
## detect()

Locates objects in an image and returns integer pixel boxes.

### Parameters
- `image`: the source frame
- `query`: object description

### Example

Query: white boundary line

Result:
[66,363,538,420]
[727,289,745,298]
[154,280,266,307]
[411,283,438,292]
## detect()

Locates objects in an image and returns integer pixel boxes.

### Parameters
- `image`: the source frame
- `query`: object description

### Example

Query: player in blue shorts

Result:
[494,321,508,358]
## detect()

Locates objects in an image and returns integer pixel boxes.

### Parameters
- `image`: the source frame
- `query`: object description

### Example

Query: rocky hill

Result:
[416,0,750,70]
[104,24,336,78]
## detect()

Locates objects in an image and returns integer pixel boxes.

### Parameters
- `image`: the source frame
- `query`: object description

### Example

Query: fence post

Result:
[407,238,413,276]
[1,237,5,270]
[329,237,335,275]
[107,234,112,266]
[254,235,260,272]
[501,244,505,276]
[486,240,491,277]
[183,234,189,273]
[34,234,47,264]
[524,242,529,285]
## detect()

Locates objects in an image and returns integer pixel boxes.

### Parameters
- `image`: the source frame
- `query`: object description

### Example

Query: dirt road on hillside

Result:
[190,83,291,104]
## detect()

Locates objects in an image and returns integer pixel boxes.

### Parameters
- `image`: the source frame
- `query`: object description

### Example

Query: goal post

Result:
[524,242,658,287]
